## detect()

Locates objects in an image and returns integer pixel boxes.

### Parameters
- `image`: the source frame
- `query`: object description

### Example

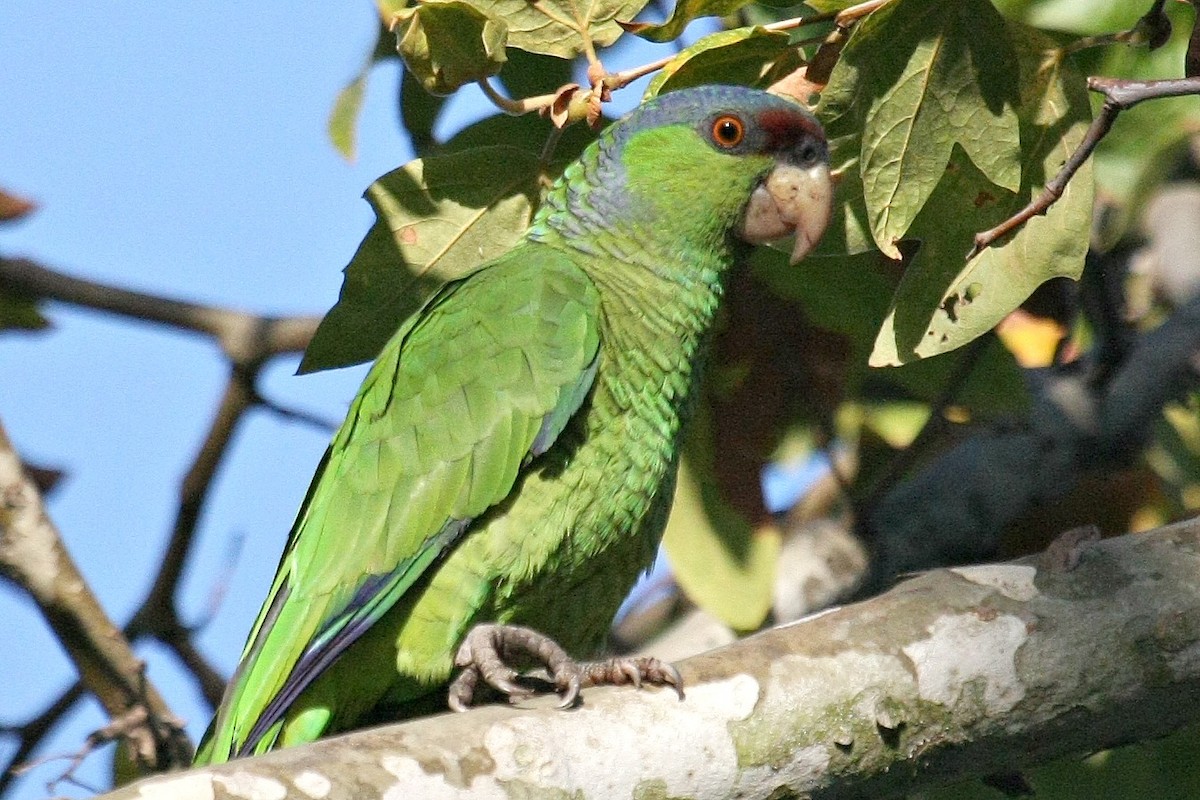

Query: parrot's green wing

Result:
[197,247,601,761]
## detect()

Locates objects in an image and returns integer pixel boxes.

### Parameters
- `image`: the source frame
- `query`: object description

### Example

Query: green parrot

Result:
[194,84,832,764]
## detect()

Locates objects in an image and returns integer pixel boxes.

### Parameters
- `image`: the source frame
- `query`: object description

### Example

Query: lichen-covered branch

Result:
[95,518,1200,800]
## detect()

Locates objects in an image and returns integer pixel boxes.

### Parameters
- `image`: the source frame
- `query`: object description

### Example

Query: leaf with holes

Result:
[870,24,1093,365]
[468,0,649,58]
[300,146,541,373]
[643,27,791,98]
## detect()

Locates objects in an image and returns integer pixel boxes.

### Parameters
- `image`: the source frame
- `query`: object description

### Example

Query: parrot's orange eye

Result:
[711,115,745,148]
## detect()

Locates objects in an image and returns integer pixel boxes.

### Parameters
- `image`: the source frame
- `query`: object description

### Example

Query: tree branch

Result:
[969,75,1200,260]
[0,257,319,363]
[0,418,192,771]
[0,257,324,775]
[93,518,1200,799]
[864,287,1200,584]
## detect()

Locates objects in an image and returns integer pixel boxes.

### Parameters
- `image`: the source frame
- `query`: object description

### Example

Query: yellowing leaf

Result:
[663,458,780,631]
[394,0,508,96]
[996,310,1066,368]
[644,27,791,98]
[328,21,402,162]
[329,72,368,161]
[301,146,540,373]
[468,0,650,58]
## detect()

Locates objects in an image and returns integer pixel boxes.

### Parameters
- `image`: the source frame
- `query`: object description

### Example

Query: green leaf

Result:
[300,146,541,373]
[440,106,598,164]
[664,453,780,632]
[0,292,48,332]
[467,0,650,58]
[623,0,759,43]
[376,0,407,17]
[329,72,368,161]
[871,24,1093,365]
[820,0,1021,259]
[643,26,791,98]
[401,65,449,156]
[803,0,865,11]
[328,22,401,162]
[992,0,1147,36]
[751,247,892,361]
[497,46,575,98]
[751,247,1029,416]
[394,0,508,96]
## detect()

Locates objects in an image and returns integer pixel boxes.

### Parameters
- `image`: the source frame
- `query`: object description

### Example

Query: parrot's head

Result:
[585,85,833,265]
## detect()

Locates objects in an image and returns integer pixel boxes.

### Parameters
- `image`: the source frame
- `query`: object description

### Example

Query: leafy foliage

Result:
[300,146,540,372]
[470,0,651,58]
[308,0,1192,637]
[623,0,766,42]
[644,27,792,98]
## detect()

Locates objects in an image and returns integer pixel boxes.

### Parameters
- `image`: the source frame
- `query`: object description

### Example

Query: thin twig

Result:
[969,76,1200,260]
[13,705,153,796]
[253,391,341,433]
[0,257,319,361]
[605,55,675,91]
[1063,0,1172,55]
[476,79,563,116]
[0,682,85,795]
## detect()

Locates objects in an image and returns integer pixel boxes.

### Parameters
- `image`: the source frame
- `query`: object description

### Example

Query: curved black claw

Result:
[580,656,685,700]
[448,623,583,712]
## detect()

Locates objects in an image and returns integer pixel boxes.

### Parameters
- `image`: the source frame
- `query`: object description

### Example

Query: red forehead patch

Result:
[757,108,824,150]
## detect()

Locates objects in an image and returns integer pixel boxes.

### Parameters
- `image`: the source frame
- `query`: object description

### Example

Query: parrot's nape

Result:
[195,84,832,765]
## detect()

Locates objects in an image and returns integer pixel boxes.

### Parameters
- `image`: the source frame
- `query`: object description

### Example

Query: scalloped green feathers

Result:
[195,86,830,763]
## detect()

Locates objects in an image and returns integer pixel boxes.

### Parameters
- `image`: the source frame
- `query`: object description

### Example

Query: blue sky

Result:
[0,6,672,796]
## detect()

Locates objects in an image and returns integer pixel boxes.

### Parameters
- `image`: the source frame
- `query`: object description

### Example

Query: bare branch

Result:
[0,257,319,364]
[865,289,1200,583]
[0,682,85,796]
[13,705,155,796]
[0,257,325,767]
[0,418,192,771]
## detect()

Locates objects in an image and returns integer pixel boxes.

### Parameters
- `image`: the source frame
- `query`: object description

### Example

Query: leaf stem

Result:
[476,78,561,116]
[607,54,675,90]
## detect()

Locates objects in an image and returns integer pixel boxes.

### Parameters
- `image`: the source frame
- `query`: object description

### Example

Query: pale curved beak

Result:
[738,162,833,264]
